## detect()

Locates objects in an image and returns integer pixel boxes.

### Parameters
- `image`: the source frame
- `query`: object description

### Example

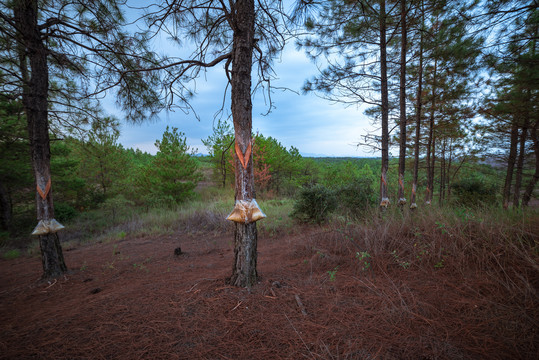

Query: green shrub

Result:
[54,202,78,222]
[291,184,337,224]
[3,249,21,260]
[337,179,376,217]
[451,176,497,207]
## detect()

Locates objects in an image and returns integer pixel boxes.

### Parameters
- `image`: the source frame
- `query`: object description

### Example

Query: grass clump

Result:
[2,249,21,260]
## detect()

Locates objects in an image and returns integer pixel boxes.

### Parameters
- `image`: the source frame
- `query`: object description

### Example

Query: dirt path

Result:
[0,229,536,359]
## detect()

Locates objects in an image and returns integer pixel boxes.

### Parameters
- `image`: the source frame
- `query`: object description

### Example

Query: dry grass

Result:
[291,205,539,359]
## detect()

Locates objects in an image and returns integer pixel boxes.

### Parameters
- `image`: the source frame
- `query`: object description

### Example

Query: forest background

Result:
[0,0,537,257]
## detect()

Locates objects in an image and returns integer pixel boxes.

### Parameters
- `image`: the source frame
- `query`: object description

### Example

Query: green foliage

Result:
[50,140,87,207]
[355,251,371,271]
[54,202,78,223]
[72,117,129,202]
[451,176,498,207]
[291,184,338,224]
[136,126,202,206]
[203,129,303,195]
[327,266,339,282]
[252,135,303,195]
[0,97,33,232]
[2,249,21,260]
[99,194,135,223]
[201,119,234,188]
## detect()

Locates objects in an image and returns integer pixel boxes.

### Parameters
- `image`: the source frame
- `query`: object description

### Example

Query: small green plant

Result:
[434,247,448,269]
[327,266,339,281]
[435,221,447,235]
[80,262,88,271]
[117,231,126,239]
[434,259,445,269]
[2,249,21,260]
[414,242,429,261]
[355,251,371,271]
[133,263,148,273]
[391,250,410,269]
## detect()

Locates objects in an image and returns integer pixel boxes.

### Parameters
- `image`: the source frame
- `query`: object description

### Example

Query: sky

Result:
[102,5,378,158]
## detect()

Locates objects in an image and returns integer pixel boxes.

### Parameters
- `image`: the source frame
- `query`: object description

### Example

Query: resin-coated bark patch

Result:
[31,219,65,236]
[226,199,266,224]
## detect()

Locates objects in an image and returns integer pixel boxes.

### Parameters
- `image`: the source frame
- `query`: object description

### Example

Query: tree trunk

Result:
[522,123,538,206]
[513,121,528,208]
[14,0,67,278]
[446,140,453,202]
[397,0,408,207]
[521,26,537,207]
[410,3,424,210]
[438,138,446,206]
[379,0,390,209]
[228,0,257,288]
[503,119,519,209]
[425,58,437,205]
[0,180,11,231]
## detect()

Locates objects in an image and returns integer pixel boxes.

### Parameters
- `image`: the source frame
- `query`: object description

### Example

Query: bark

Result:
[438,138,446,205]
[379,0,390,209]
[397,0,408,207]
[410,3,424,209]
[446,141,453,202]
[521,25,537,207]
[513,121,528,208]
[503,119,519,209]
[425,58,437,205]
[522,124,538,206]
[0,180,11,231]
[14,0,67,278]
[228,0,257,288]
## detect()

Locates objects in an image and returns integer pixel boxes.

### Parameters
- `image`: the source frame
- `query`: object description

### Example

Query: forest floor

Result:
[0,224,537,360]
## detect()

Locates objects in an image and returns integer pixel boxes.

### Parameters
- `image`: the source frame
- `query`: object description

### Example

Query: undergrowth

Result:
[294,205,538,359]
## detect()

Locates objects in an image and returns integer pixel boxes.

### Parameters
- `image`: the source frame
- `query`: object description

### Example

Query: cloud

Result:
[114,41,378,158]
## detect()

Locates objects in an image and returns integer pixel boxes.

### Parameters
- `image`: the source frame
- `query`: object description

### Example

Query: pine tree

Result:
[144,0,287,287]
[297,0,400,209]
[0,0,162,278]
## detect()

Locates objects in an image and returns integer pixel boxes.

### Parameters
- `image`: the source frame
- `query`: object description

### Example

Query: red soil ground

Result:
[1,227,537,359]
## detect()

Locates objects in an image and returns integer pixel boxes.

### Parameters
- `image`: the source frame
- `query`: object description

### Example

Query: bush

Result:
[54,202,78,222]
[2,249,21,260]
[451,176,497,207]
[337,179,376,217]
[291,184,337,224]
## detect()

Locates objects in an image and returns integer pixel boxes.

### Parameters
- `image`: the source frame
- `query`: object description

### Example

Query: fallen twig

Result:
[231,301,243,311]
[45,279,57,289]
[295,294,308,316]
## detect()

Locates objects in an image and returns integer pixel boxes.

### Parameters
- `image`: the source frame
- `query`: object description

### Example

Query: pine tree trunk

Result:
[397,0,408,207]
[439,138,446,206]
[426,59,437,205]
[0,180,11,231]
[410,3,424,210]
[379,0,390,209]
[522,124,538,206]
[446,141,453,202]
[513,122,528,208]
[521,27,537,207]
[14,0,67,278]
[228,0,258,288]
[503,119,519,209]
